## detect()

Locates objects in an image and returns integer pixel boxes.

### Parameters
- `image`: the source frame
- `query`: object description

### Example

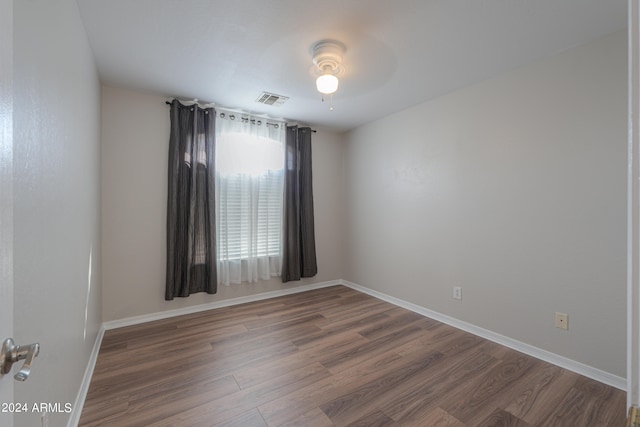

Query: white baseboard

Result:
[68,324,105,427]
[339,279,626,391]
[102,280,341,331]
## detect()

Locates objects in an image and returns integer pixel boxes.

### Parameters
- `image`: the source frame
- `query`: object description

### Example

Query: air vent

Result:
[255,92,289,107]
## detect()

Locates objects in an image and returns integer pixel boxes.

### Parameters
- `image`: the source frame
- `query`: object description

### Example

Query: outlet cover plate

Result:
[555,312,568,330]
[453,286,462,300]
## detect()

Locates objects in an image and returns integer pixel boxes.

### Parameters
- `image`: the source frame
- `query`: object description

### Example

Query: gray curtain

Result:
[165,100,217,299]
[282,126,318,282]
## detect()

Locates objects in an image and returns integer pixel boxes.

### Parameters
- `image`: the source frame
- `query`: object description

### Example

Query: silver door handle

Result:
[1,338,40,381]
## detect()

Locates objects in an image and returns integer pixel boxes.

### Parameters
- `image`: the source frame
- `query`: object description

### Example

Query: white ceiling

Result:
[77,0,627,132]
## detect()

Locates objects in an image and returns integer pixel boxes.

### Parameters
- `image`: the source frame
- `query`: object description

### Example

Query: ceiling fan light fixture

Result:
[311,40,345,108]
[316,72,339,95]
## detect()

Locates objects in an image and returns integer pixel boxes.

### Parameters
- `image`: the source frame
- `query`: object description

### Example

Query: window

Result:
[215,113,285,285]
[216,133,283,259]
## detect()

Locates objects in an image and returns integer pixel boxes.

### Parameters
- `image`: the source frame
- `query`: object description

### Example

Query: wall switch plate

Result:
[453,286,462,300]
[555,312,568,330]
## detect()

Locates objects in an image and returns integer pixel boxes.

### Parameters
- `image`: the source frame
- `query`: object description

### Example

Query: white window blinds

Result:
[217,170,283,259]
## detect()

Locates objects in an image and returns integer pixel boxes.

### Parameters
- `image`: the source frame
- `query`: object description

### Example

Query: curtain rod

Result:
[164,101,316,133]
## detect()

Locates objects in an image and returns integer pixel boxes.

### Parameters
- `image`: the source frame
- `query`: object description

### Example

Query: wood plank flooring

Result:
[79,286,626,426]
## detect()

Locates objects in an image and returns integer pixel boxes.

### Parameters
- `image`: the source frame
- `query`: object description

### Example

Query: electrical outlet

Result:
[555,312,568,330]
[453,286,462,300]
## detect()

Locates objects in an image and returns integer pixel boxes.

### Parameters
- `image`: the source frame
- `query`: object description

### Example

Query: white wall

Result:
[344,31,627,377]
[12,0,102,426]
[101,86,345,321]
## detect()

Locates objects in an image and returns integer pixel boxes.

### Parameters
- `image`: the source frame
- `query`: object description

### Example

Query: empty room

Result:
[2,0,638,426]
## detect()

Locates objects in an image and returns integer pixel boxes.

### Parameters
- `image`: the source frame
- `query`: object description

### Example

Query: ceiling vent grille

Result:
[255,92,289,107]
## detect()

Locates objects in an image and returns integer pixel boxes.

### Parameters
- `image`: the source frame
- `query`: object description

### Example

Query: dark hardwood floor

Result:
[79,285,626,426]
